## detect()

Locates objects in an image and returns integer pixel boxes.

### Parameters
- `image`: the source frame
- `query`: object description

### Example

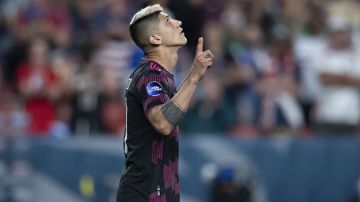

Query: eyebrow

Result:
[160,12,168,19]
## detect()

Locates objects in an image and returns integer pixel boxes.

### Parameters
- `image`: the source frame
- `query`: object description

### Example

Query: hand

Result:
[195,37,214,68]
[190,37,215,83]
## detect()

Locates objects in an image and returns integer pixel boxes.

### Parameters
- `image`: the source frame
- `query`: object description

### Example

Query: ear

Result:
[149,34,162,46]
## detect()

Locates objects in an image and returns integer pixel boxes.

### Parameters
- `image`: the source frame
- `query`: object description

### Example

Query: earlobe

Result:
[149,35,161,45]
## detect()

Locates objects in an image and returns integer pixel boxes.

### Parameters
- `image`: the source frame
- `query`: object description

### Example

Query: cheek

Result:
[164,28,174,36]
[162,30,175,41]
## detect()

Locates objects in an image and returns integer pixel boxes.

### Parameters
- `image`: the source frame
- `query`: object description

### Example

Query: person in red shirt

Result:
[16,36,61,136]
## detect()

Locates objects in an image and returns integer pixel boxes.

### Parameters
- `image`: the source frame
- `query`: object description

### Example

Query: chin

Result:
[181,36,187,45]
[169,37,187,47]
[182,38,187,45]
[174,40,187,47]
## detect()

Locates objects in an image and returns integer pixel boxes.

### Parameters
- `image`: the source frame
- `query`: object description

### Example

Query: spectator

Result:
[50,25,76,97]
[0,15,13,73]
[15,0,70,39]
[92,33,135,92]
[92,0,133,42]
[69,0,98,51]
[16,36,60,136]
[182,75,236,134]
[293,5,327,129]
[207,156,267,202]
[2,19,27,90]
[99,69,126,135]
[313,16,360,136]
[70,44,103,135]
[224,23,264,135]
[182,21,237,134]
[210,167,251,202]
[256,24,303,135]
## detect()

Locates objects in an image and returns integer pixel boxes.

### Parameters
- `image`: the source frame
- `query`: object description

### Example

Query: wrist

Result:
[188,73,201,85]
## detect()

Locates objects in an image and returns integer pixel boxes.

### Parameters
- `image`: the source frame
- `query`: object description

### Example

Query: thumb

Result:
[196,37,203,56]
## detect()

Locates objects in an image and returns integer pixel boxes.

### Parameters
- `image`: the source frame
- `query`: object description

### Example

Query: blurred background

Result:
[1,0,360,202]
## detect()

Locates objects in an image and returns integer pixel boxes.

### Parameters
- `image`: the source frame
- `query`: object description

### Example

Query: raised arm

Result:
[148,37,214,135]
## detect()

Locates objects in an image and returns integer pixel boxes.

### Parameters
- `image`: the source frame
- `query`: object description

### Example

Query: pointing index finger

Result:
[196,37,203,56]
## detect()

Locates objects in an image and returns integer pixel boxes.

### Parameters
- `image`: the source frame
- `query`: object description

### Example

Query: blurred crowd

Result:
[1,0,360,138]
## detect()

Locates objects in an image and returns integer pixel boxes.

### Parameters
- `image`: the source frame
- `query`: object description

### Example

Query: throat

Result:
[146,49,179,74]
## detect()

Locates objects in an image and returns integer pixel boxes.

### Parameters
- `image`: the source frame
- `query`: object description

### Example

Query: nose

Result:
[176,20,182,27]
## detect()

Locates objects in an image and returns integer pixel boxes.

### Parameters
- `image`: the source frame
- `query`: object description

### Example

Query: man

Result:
[314,16,360,135]
[117,4,214,202]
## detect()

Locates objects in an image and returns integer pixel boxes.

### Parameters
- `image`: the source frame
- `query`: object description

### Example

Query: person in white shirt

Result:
[294,6,327,127]
[314,16,360,135]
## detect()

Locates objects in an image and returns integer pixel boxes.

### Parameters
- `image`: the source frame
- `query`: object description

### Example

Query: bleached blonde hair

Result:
[129,4,164,51]
[130,4,164,26]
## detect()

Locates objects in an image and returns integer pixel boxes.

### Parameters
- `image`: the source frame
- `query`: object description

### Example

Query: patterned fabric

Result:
[117,60,180,202]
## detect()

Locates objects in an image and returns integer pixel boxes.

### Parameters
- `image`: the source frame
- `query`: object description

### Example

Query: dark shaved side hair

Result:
[129,4,163,53]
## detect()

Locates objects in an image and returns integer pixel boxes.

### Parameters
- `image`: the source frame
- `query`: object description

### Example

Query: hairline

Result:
[129,4,164,26]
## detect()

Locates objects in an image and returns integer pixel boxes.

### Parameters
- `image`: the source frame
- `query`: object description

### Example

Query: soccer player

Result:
[116,4,214,202]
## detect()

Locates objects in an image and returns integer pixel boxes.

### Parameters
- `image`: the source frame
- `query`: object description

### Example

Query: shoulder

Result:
[133,61,168,84]
[131,61,163,79]
[128,61,164,92]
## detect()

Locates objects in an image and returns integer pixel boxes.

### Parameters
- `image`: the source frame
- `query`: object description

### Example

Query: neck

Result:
[146,47,180,74]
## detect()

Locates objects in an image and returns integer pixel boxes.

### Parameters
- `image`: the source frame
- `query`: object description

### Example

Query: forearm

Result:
[342,75,360,87]
[171,73,199,111]
[148,74,199,135]
[321,74,345,85]
[321,73,360,87]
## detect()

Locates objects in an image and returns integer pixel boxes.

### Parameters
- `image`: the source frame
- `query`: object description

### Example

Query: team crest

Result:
[146,81,163,96]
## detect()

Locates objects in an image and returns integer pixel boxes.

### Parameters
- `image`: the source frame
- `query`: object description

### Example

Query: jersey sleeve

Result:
[133,70,171,116]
